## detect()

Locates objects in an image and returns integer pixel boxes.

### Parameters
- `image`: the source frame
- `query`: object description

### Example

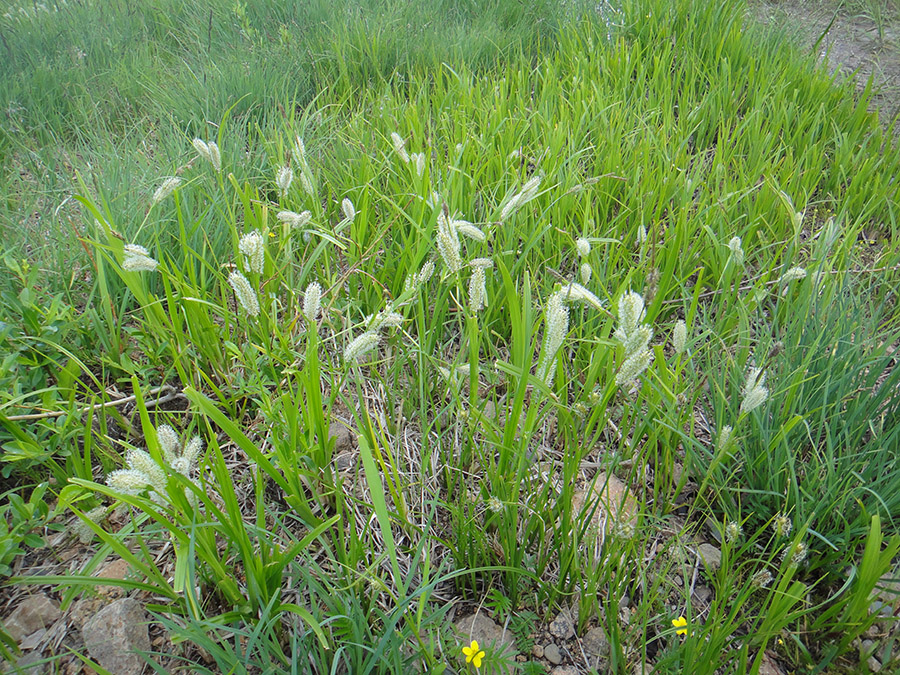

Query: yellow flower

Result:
[672,616,688,636]
[463,640,485,669]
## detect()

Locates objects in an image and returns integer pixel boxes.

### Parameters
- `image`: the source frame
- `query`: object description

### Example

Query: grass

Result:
[2,0,900,672]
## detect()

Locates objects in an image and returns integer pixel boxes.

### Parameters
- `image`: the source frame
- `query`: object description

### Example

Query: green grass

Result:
[2,0,900,672]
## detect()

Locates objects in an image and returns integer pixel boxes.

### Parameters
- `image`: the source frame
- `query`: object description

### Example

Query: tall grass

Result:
[2,0,900,671]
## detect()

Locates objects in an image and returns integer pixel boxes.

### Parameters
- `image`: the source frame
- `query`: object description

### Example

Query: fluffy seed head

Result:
[580,262,592,285]
[123,244,158,272]
[239,231,265,275]
[341,198,356,222]
[673,320,687,355]
[277,210,312,229]
[391,132,409,163]
[276,166,293,196]
[725,521,743,544]
[300,172,314,195]
[207,141,221,172]
[487,496,504,513]
[615,349,653,386]
[228,272,260,317]
[728,236,745,266]
[772,513,792,538]
[436,210,462,273]
[182,437,203,468]
[576,237,591,257]
[344,331,380,362]
[368,309,404,332]
[455,221,485,241]
[303,281,322,324]
[740,366,768,415]
[151,177,182,205]
[617,291,645,341]
[107,469,151,496]
[192,138,211,162]
[560,282,603,310]
[74,506,106,544]
[537,291,570,386]
[156,425,180,463]
[750,569,773,589]
[468,266,487,312]
[125,449,167,495]
[778,267,807,284]
[717,425,735,454]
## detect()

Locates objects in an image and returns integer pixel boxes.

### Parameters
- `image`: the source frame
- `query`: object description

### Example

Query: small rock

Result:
[862,639,877,657]
[453,612,518,672]
[757,651,784,675]
[82,598,151,675]
[618,594,631,609]
[551,667,579,675]
[632,662,652,675]
[328,421,355,453]
[549,611,575,640]
[582,627,610,660]
[572,472,639,536]
[4,594,61,642]
[697,543,722,571]
[671,574,683,587]
[544,643,562,665]
[532,644,544,658]
[867,656,882,672]
[95,558,131,597]
[14,651,47,675]
[694,586,712,604]
[334,452,355,472]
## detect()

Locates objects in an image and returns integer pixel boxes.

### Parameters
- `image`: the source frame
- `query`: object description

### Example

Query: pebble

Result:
[582,626,610,659]
[3,594,60,643]
[549,611,575,640]
[82,598,151,675]
[544,643,562,665]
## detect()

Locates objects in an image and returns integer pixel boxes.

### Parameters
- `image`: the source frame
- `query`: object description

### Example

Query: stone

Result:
[550,667,579,675]
[4,594,61,642]
[632,662,652,675]
[694,585,712,604]
[867,656,882,672]
[531,644,544,658]
[328,421,355,453]
[572,472,639,536]
[13,652,47,675]
[697,543,722,571]
[82,598,151,675]
[582,627,610,660]
[94,558,131,597]
[757,651,784,675]
[544,643,562,665]
[453,612,517,673]
[549,611,575,640]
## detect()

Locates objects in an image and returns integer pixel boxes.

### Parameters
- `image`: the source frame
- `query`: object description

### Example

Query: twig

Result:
[4,385,177,421]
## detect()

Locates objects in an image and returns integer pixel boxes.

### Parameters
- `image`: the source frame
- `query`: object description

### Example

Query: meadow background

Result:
[1,0,900,672]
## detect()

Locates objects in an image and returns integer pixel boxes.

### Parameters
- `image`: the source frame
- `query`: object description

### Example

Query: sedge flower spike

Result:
[239,231,265,275]
[228,271,260,317]
[740,366,768,414]
[468,266,488,312]
[673,320,687,355]
[560,282,604,310]
[390,132,409,163]
[344,331,380,362]
[500,174,542,221]
[193,138,221,172]
[341,198,356,223]
[151,177,182,205]
[277,210,312,229]
[123,244,158,272]
[614,290,654,386]
[303,281,322,324]
[436,209,462,273]
[778,266,807,284]
[276,166,293,196]
[299,171,314,196]
[536,291,569,386]
[580,262,592,285]
[454,220,486,242]
[728,236,745,267]
[576,237,591,257]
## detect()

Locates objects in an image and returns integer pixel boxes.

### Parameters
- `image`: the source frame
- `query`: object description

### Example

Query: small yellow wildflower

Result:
[463,640,485,669]
[672,616,688,636]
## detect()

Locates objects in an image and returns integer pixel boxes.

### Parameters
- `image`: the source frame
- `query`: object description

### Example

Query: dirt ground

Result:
[751,0,900,126]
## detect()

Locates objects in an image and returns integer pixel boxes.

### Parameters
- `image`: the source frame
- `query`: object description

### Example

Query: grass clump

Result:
[2,0,900,672]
